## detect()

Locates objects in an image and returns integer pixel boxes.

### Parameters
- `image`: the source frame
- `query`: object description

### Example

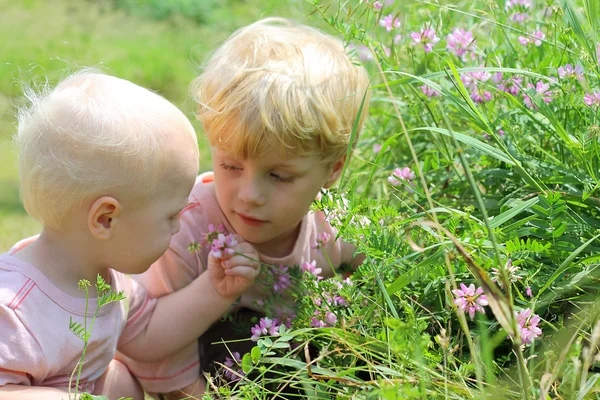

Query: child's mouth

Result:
[236,212,267,227]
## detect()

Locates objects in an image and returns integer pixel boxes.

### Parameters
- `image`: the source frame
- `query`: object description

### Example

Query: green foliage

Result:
[68,276,125,400]
[202,0,600,398]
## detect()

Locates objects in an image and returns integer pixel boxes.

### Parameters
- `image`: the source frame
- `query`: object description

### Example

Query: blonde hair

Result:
[191,17,371,164]
[17,70,198,230]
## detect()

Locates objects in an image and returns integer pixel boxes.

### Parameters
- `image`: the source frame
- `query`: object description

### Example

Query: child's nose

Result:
[238,178,266,206]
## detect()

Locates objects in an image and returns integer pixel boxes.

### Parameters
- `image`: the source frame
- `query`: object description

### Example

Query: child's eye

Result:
[271,172,294,183]
[220,163,241,171]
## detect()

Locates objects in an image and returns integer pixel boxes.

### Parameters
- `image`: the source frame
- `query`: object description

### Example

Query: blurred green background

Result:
[0,0,312,251]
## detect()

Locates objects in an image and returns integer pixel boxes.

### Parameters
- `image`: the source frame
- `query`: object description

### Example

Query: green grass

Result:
[0,0,311,251]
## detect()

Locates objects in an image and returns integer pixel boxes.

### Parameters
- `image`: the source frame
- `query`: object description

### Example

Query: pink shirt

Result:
[124,174,355,393]
[0,248,156,393]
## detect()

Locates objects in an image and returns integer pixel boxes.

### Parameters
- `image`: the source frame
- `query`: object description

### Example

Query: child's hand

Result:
[207,234,260,300]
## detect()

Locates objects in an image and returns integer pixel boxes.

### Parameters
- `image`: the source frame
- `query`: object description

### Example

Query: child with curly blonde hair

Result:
[0,71,259,399]
[124,17,371,398]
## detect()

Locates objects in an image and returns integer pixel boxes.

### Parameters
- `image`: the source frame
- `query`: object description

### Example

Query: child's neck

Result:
[13,230,110,297]
[252,222,301,259]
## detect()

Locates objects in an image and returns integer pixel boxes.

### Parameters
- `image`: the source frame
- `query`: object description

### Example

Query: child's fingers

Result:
[223,253,260,270]
[224,265,261,279]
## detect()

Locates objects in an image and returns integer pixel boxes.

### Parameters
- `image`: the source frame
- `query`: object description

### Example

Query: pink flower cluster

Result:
[311,311,338,328]
[209,233,238,259]
[446,28,477,61]
[584,92,600,108]
[493,73,522,96]
[380,14,400,32]
[505,0,533,22]
[223,352,244,382]
[301,260,322,277]
[558,64,584,81]
[420,84,440,98]
[515,308,542,345]
[312,232,331,250]
[250,317,290,341]
[523,80,553,109]
[272,264,291,293]
[518,30,545,46]
[410,27,440,53]
[461,70,493,103]
[388,167,416,186]
[452,283,489,319]
[202,223,226,246]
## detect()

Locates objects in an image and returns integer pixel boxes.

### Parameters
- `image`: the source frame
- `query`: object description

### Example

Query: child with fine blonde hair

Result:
[124,17,371,398]
[0,71,260,400]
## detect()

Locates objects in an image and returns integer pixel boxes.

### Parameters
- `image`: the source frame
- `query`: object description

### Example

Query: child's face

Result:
[212,147,341,256]
[108,171,195,275]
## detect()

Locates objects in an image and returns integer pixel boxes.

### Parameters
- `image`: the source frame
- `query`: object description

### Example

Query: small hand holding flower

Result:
[207,234,260,300]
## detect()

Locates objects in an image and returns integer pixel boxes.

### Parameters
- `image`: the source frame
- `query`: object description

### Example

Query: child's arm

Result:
[118,237,260,362]
[0,385,70,400]
[342,241,366,270]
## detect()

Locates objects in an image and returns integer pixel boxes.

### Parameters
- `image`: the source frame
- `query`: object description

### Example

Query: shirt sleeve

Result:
[0,305,44,386]
[116,275,157,347]
[313,210,356,270]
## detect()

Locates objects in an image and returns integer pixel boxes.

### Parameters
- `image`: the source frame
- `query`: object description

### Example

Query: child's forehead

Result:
[212,146,321,167]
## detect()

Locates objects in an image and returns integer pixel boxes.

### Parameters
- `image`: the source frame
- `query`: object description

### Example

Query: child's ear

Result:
[323,156,346,189]
[88,196,122,240]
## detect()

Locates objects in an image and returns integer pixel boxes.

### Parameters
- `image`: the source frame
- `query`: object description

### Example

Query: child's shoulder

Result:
[0,254,36,306]
[186,172,218,211]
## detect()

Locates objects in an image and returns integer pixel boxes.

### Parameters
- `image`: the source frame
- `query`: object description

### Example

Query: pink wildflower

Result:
[516,308,542,345]
[313,232,331,250]
[505,0,532,22]
[373,143,383,153]
[302,260,322,276]
[223,352,244,381]
[311,311,338,328]
[420,84,440,98]
[202,223,226,245]
[558,64,584,81]
[452,283,489,319]
[523,80,553,109]
[410,27,440,53]
[518,30,545,46]
[373,1,383,10]
[388,167,416,186]
[380,14,401,32]
[525,286,533,298]
[494,73,523,96]
[584,92,600,108]
[250,317,281,341]
[491,259,523,287]
[210,233,238,259]
[446,28,477,61]
[272,265,291,293]
[461,70,492,104]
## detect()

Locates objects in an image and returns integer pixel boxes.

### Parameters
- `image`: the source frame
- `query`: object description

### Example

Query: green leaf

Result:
[250,346,261,363]
[241,353,253,374]
[409,127,515,165]
[489,197,539,228]
[537,233,600,297]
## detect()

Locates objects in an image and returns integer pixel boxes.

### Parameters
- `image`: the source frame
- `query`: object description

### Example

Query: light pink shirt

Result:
[124,174,356,393]
[0,248,156,393]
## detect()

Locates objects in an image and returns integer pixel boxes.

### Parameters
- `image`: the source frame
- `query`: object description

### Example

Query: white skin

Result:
[2,122,261,400]
[211,147,345,258]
